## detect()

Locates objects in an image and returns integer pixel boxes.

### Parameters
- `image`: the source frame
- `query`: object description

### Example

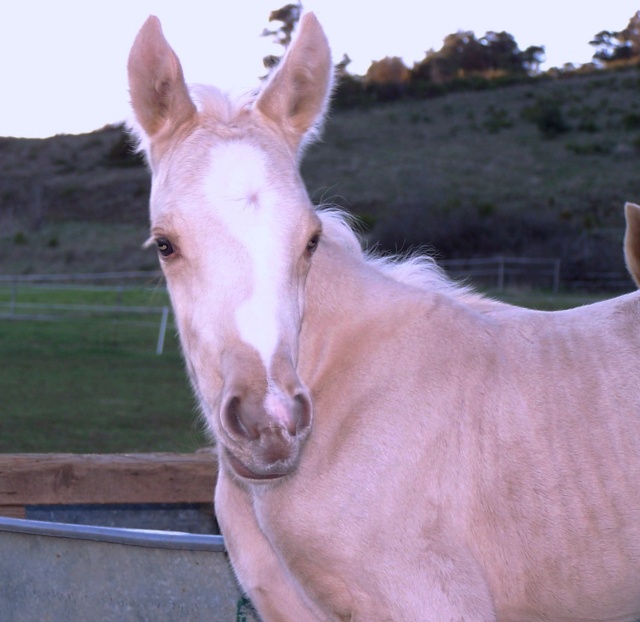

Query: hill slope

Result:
[1,69,639,284]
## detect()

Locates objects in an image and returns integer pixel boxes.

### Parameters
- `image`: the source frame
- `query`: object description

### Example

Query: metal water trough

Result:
[0,516,257,622]
[0,454,259,622]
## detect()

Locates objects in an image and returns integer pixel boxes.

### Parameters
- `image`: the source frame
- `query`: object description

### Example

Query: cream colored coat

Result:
[128,13,640,621]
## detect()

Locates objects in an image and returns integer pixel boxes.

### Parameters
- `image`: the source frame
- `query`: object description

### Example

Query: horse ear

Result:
[127,16,196,150]
[255,12,333,154]
[624,202,640,287]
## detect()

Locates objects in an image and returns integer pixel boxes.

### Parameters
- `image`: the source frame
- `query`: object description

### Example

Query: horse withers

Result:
[127,13,640,621]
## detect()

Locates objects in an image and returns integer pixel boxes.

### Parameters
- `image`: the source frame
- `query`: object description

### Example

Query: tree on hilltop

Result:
[410,30,544,84]
[365,57,411,85]
[520,44,546,74]
[590,10,640,64]
[261,3,303,69]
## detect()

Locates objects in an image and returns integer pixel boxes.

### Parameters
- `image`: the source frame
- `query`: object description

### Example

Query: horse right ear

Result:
[255,12,333,155]
[127,16,197,153]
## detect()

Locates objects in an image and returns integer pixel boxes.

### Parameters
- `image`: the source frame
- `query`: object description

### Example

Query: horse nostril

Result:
[223,391,312,441]
[223,395,259,441]
[293,392,312,434]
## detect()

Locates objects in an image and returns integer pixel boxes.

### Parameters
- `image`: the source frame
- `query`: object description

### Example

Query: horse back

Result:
[470,291,640,619]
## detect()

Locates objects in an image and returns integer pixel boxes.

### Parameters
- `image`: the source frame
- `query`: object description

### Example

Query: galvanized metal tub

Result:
[0,516,258,622]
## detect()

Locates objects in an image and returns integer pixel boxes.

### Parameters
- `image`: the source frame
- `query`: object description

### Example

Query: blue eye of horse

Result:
[156,238,175,257]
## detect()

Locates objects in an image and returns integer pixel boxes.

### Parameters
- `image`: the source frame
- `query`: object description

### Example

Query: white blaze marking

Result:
[204,141,284,369]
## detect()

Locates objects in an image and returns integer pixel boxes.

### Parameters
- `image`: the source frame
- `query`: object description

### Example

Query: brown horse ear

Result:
[127,16,196,145]
[255,12,333,155]
[624,202,640,287]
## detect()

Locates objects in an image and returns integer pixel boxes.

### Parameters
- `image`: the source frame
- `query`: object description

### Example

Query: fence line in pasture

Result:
[0,260,633,355]
[440,256,562,293]
[0,271,171,355]
[563,271,636,292]
[0,270,164,283]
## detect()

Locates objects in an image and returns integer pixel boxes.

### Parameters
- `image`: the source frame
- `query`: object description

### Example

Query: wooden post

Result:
[553,259,561,294]
[10,277,18,316]
[497,256,505,292]
[156,306,170,355]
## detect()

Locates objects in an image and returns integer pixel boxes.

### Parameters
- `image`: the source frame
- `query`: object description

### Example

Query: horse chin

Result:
[223,446,301,482]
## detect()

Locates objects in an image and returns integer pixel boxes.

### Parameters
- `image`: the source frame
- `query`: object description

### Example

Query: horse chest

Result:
[252,481,354,557]
[250,486,365,615]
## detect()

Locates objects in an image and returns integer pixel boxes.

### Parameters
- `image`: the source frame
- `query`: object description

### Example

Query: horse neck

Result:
[298,237,422,387]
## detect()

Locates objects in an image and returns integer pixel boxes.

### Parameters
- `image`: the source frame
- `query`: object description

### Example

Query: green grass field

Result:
[0,286,619,454]
[0,285,207,454]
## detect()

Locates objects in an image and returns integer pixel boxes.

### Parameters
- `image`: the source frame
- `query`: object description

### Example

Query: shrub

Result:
[13,231,28,245]
[375,203,566,259]
[106,131,145,168]
[622,112,640,130]
[476,202,497,217]
[409,113,432,124]
[483,106,512,133]
[522,98,570,138]
[577,119,599,133]
[565,141,612,155]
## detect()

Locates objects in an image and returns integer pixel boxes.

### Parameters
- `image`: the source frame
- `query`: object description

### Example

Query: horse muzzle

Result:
[221,388,312,481]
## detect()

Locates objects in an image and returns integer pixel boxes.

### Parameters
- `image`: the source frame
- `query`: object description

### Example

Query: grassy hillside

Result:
[2,68,640,285]
[304,70,640,285]
[0,125,152,274]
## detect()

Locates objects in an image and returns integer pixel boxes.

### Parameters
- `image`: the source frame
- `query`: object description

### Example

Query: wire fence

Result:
[0,259,634,354]
[0,271,172,355]
[440,257,562,293]
[448,256,635,292]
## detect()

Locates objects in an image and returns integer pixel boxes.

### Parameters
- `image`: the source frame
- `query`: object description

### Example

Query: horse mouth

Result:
[224,448,294,481]
[217,382,313,482]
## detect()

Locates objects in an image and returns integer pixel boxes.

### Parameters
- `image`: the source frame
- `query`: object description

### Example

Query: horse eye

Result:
[156,237,175,258]
[306,234,320,256]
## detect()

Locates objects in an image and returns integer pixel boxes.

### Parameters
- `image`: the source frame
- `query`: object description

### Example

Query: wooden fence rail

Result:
[0,453,218,520]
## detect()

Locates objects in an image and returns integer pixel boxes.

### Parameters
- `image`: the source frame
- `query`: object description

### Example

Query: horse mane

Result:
[317,208,499,309]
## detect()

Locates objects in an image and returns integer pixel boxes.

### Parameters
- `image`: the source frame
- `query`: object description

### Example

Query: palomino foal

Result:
[128,13,640,622]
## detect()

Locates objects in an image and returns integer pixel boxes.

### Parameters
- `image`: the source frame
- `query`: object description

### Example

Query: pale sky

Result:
[1,1,637,138]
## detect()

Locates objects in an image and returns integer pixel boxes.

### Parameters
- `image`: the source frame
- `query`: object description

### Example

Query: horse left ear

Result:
[624,202,640,287]
[255,12,333,155]
[127,16,197,154]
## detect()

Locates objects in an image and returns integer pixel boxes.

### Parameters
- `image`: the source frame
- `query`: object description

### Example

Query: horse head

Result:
[127,13,333,481]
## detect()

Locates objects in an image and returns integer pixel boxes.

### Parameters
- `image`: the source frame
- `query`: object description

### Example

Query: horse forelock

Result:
[189,84,253,127]
[129,84,263,168]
